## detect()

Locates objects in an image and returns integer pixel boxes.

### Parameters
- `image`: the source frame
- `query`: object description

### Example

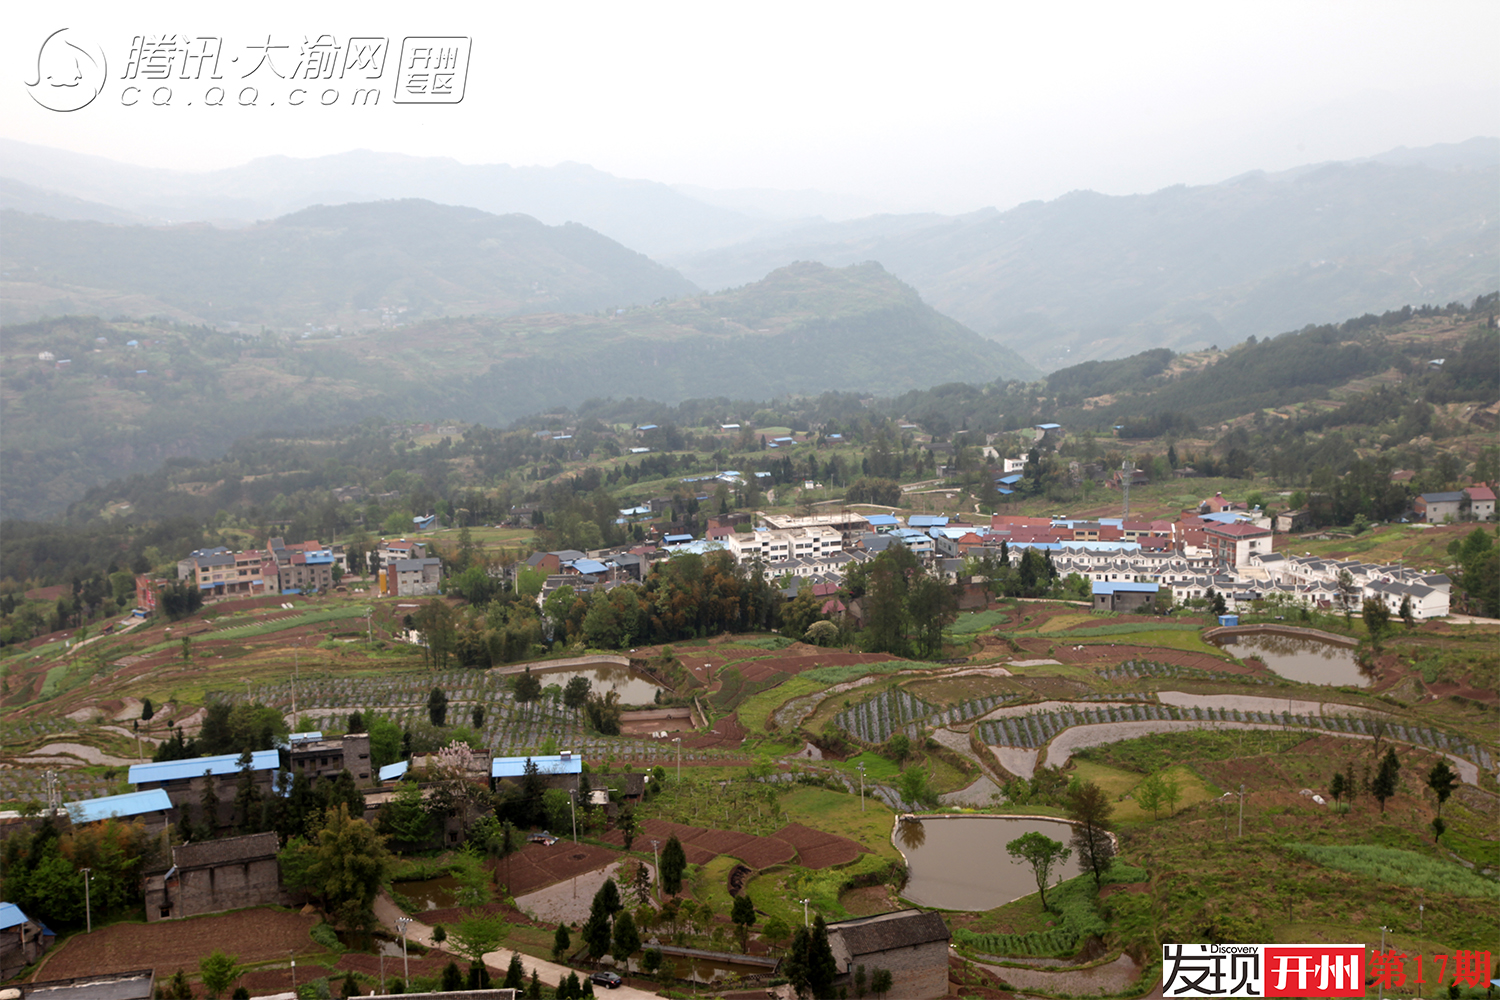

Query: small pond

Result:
[1211,628,1369,687]
[532,663,666,706]
[895,815,1086,912]
[392,874,460,911]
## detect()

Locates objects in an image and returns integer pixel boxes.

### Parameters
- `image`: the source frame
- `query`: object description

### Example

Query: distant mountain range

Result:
[666,140,1500,368]
[1,136,1494,371]
[0,199,699,327]
[0,261,1035,518]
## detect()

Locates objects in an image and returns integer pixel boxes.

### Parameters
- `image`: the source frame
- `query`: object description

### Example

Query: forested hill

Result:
[0,262,1036,519]
[0,199,700,328]
[669,147,1498,370]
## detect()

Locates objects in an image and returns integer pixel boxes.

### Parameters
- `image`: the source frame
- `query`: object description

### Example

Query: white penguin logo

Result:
[26,28,107,112]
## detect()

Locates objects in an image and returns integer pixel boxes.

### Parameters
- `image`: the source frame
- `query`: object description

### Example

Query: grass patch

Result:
[946,610,1012,636]
[1291,845,1500,900]
[1038,613,1096,634]
[779,785,901,860]
[1071,729,1314,774]
[733,635,796,651]
[801,661,910,685]
[952,864,1148,958]
[737,676,822,734]
[843,752,900,783]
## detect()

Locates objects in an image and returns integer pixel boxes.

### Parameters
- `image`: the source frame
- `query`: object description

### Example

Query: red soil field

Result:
[33,907,324,980]
[771,823,866,868]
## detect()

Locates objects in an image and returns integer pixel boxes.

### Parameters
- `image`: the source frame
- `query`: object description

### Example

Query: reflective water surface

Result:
[897,816,1086,912]
[1213,629,1369,687]
[532,664,666,706]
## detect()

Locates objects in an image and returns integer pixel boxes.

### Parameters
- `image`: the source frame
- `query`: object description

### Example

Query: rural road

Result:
[373,893,667,999]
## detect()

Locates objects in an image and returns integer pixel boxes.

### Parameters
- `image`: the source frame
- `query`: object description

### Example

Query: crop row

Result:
[974,705,1487,763]
[833,689,938,744]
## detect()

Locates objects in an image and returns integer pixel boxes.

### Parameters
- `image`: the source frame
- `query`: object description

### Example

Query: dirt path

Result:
[372,892,666,999]
[21,743,137,765]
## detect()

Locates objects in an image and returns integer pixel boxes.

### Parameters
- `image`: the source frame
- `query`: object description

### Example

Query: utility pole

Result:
[1238,783,1245,838]
[802,898,810,927]
[857,763,866,811]
[673,737,682,781]
[1122,459,1132,519]
[81,868,92,932]
[397,916,412,983]
[651,840,660,902]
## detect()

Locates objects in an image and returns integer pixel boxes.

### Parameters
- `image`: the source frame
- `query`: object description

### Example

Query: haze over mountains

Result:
[2,137,1494,372]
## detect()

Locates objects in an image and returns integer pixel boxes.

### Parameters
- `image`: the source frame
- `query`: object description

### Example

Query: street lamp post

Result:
[857,763,866,812]
[673,737,681,781]
[802,898,810,927]
[397,916,412,983]
[569,788,578,844]
[1238,783,1246,838]
[81,868,92,933]
[652,839,661,902]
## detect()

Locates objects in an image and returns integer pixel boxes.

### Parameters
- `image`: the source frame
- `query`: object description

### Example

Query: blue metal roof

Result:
[998,487,1015,495]
[865,514,899,526]
[908,515,949,528]
[663,534,694,543]
[636,424,658,431]
[0,903,29,931]
[129,748,280,785]
[570,559,608,575]
[1092,581,1159,595]
[492,753,583,779]
[66,788,172,824]
[997,474,1023,485]
[379,760,409,782]
[1036,423,1061,430]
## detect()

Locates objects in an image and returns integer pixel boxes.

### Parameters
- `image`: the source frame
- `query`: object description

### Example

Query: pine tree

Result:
[1372,748,1401,813]
[660,835,687,894]
[427,687,449,726]
[504,951,526,989]
[552,921,571,961]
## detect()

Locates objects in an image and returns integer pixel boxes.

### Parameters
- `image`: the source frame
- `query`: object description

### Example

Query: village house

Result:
[1092,580,1160,612]
[287,731,375,787]
[825,909,951,1000]
[1414,491,1466,523]
[142,832,286,921]
[0,903,53,979]
[383,556,443,596]
[127,750,280,831]
[1202,522,1272,568]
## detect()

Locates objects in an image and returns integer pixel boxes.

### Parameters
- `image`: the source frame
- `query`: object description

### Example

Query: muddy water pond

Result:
[896,816,1085,912]
[533,664,665,706]
[392,874,460,911]
[1212,629,1368,687]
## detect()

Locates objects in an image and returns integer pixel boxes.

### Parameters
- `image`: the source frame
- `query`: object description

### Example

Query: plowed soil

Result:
[772,823,865,868]
[491,840,622,896]
[32,907,324,980]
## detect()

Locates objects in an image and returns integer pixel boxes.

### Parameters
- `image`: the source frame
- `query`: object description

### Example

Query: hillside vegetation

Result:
[0,262,1035,518]
[671,148,1499,369]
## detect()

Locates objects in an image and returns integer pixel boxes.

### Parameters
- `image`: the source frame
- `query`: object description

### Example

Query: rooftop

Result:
[128,749,279,785]
[66,789,173,824]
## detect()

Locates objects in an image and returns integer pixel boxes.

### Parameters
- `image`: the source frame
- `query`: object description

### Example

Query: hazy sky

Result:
[4,0,1497,215]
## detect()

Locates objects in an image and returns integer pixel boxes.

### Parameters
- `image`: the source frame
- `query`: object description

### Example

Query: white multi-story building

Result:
[724,526,843,564]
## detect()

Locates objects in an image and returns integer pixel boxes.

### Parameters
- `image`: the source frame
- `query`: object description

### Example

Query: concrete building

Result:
[1203,522,1272,568]
[288,731,374,787]
[1415,491,1466,523]
[826,909,950,1000]
[1091,580,1160,613]
[384,557,443,596]
[724,526,843,564]
[65,789,174,835]
[143,832,286,921]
